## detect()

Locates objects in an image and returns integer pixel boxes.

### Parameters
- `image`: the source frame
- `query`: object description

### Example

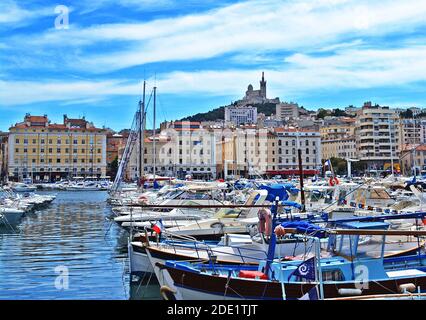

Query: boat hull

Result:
[0,210,24,225]
[129,242,154,274]
[158,262,426,300]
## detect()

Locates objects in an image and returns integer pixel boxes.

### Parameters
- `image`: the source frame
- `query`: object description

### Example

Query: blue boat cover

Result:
[280,221,327,238]
[153,180,160,189]
[280,201,302,210]
[289,187,299,194]
[259,184,295,202]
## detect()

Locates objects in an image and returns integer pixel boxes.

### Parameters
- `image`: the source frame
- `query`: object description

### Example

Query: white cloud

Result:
[2,45,426,106]
[0,79,139,105]
[0,1,54,27]
[2,0,426,108]
[152,46,426,97]
[5,0,426,73]
[68,0,426,72]
[78,0,230,14]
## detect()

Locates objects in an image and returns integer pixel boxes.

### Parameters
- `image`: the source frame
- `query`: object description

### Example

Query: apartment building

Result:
[400,145,426,176]
[107,132,129,164]
[320,118,356,140]
[276,102,300,120]
[8,114,107,182]
[273,128,321,176]
[215,127,276,178]
[224,105,258,125]
[398,118,426,150]
[127,121,217,180]
[322,136,357,160]
[355,103,399,170]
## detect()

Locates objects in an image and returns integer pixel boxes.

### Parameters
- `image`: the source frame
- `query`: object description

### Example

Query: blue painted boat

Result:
[155,202,426,300]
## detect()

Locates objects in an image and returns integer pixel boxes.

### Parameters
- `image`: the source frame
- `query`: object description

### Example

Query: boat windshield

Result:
[177,191,214,200]
[163,190,183,199]
[355,235,386,259]
[327,234,385,259]
[309,189,334,204]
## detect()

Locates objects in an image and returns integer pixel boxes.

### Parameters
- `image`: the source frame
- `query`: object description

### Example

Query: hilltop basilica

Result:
[236,72,280,107]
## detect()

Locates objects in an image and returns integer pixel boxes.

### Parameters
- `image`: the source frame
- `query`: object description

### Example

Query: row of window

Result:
[15,158,102,164]
[137,166,213,172]
[15,138,101,145]
[15,128,104,133]
[278,139,317,146]
[144,158,211,165]
[14,167,103,172]
[278,157,314,164]
[278,148,317,155]
[15,148,102,154]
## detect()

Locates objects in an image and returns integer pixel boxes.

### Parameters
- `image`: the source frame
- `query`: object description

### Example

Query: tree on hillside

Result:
[400,109,414,118]
[316,108,330,119]
[332,108,348,117]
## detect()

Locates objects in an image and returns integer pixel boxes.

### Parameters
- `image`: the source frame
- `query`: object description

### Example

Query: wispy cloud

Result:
[78,0,235,14]
[152,45,426,96]
[0,0,54,27]
[4,0,426,73]
[0,79,139,105]
[1,0,426,123]
[2,44,426,106]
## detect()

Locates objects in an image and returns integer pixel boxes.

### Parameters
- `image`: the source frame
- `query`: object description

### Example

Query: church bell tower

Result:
[260,72,267,98]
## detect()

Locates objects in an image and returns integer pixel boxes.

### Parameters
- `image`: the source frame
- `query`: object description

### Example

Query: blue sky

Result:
[1,0,426,131]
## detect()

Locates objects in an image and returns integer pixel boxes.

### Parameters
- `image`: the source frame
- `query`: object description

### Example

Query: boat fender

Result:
[338,288,362,296]
[138,195,148,204]
[329,177,339,186]
[398,283,416,293]
[274,225,286,237]
[160,285,177,300]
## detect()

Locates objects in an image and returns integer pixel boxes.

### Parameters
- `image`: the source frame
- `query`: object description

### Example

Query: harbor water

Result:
[0,191,161,300]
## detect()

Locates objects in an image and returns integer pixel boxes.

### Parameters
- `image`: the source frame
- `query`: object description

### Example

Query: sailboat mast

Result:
[153,86,157,181]
[297,133,306,212]
[139,81,146,181]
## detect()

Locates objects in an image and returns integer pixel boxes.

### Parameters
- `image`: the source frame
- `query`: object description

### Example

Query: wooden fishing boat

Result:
[155,212,426,300]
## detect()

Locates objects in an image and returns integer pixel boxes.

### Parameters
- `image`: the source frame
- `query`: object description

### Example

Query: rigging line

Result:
[145,90,154,113]
[223,275,245,299]
[142,271,155,299]
[0,215,16,233]
[146,89,157,130]
[372,280,398,294]
[156,89,169,123]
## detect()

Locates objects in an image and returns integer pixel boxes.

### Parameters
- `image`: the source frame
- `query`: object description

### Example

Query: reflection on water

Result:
[0,191,161,300]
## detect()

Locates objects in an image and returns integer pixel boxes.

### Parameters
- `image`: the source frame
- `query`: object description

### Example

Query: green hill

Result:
[180,102,277,122]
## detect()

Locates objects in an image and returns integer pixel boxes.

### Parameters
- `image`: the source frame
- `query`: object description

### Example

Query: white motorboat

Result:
[11,183,37,193]
[0,206,25,225]
[155,189,269,240]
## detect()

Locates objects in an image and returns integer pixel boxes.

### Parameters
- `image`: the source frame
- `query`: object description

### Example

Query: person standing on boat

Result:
[258,208,272,239]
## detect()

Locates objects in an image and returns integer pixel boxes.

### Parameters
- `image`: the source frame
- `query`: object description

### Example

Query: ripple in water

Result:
[0,191,161,300]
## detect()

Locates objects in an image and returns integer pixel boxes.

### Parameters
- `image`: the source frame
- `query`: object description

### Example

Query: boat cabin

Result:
[265,221,391,283]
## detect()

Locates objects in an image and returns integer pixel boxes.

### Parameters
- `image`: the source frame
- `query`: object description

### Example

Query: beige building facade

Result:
[8,114,107,182]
